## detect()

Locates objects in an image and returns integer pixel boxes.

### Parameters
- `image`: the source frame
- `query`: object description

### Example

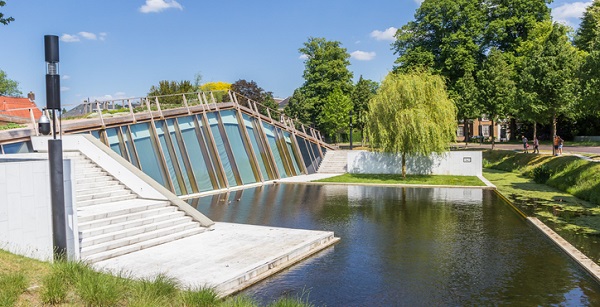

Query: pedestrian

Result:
[533,137,539,154]
[554,135,560,156]
[522,135,529,153]
[558,136,564,155]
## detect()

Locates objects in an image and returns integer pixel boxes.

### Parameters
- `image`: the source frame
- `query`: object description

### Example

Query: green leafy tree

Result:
[0,1,14,25]
[284,89,311,124]
[351,76,378,144]
[476,49,516,148]
[0,69,21,97]
[366,71,457,178]
[319,88,352,143]
[519,22,583,154]
[231,79,278,116]
[148,80,195,106]
[297,37,353,132]
[574,0,600,52]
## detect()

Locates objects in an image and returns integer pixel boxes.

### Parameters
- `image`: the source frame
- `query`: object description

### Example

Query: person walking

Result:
[554,135,560,156]
[522,135,529,153]
[558,136,564,155]
[533,137,539,154]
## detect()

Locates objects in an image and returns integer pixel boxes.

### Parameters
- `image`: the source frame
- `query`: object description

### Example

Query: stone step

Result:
[77,199,170,223]
[83,227,205,263]
[75,169,107,179]
[78,206,178,231]
[76,180,121,191]
[80,216,193,248]
[77,193,137,207]
[80,209,184,236]
[76,175,115,185]
[76,188,132,202]
[80,222,201,258]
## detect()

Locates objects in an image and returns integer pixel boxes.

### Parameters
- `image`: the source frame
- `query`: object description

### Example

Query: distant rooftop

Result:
[0,94,42,124]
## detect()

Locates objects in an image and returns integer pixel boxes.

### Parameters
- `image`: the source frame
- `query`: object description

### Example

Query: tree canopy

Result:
[351,76,379,143]
[290,37,353,135]
[0,1,14,26]
[231,79,279,116]
[574,0,600,53]
[0,69,21,97]
[366,71,456,177]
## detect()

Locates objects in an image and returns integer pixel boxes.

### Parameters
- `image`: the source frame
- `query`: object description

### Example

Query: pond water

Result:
[187,184,600,306]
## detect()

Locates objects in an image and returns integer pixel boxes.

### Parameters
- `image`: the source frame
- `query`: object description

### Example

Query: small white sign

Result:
[463,157,472,163]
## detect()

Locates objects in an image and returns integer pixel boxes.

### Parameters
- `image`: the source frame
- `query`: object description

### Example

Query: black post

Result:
[45,35,66,259]
[349,111,353,150]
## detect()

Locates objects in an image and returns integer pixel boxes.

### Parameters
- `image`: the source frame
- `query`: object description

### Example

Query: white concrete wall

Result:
[347,151,482,176]
[0,158,76,261]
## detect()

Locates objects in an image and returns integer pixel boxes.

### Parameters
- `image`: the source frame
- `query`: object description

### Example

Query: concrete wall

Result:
[0,158,77,261]
[347,151,482,176]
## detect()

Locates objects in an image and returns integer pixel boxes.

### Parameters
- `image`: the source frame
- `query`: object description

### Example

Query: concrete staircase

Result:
[67,152,206,263]
[317,150,349,173]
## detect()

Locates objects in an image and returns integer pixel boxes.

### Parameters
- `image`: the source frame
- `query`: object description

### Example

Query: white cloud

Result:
[414,0,424,4]
[299,54,309,60]
[62,75,70,80]
[552,1,592,25]
[60,87,70,92]
[351,50,376,61]
[60,34,80,43]
[139,0,183,13]
[79,32,97,40]
[99,33,107,41]
[370,27,398,41]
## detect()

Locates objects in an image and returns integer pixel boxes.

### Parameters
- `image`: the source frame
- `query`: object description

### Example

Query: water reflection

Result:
[188,184,600,306]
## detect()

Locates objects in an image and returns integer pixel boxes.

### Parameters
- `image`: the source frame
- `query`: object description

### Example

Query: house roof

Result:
[274,97,290,110]
[0,96,42,120]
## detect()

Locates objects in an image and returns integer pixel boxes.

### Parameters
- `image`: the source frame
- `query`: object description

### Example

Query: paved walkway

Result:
[455,142,600,155]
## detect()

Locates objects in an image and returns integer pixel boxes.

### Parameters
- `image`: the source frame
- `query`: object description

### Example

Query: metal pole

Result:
[349,111,353,150]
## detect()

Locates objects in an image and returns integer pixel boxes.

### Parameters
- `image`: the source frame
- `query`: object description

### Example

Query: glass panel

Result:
[262,122,288,178]
[283,131,301,175]
[155,120,182,195]
[311,142,322,169]
[221,110,256,185]
[178,116,214,192]
[297,138,316,174]
[206,112,238,187]
[242,113,271,180]
[90,130,100,139]
[2,141,33,154]
[121,126,140,168]
[167,119,194,194]
[129,122,166,186]
[105,127,123,157]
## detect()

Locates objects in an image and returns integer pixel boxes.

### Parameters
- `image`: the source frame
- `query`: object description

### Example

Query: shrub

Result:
[533,165,554,184]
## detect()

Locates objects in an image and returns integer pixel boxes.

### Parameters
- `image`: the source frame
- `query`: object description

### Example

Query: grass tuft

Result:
[314,173,485,186]
[221,295,260,307]
[75,266,127,306]
[0,272,27,306]
[130,273,179,306]
[179,286,220,307]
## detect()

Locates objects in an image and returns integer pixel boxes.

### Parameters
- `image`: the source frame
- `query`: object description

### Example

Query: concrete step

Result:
[80,216,193,248]
[75,169,107,179]
[77,199,170,223]
[77,194,137,207]
[80,222,201,258]
[76,175,115,185]
[76,180,121,191]
[78,206,178,231]
[80,209,184,236]
[83,227,205,263]
[76,188,132,202]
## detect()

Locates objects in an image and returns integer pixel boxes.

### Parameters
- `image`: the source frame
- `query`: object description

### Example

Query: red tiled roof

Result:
[0,96,42,120]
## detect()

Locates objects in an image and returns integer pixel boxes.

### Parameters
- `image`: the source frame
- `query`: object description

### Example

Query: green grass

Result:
[0,123,25,131]
[314,173,486,186]
[0,249,314,306]
[483,150,600,205]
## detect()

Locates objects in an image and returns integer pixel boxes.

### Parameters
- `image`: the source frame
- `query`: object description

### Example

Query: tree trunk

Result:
[491,117,495,150]
[402,152,406,179]
[464,118,469,148]
[552,113,557,156]
[510,118,517,141]
[533,121,537,140]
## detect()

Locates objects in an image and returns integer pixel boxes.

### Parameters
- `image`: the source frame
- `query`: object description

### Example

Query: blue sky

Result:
[0,0,593,110]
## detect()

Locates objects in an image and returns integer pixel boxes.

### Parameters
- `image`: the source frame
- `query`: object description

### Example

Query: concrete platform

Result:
[93,222,339,296]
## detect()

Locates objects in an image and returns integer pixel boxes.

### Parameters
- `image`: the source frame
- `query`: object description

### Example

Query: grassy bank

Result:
[314,173,485,186]
[483,150,600,205]
[0,249,312,307]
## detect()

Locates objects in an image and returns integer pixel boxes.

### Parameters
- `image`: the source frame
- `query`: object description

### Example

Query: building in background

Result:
[0,92,42,125]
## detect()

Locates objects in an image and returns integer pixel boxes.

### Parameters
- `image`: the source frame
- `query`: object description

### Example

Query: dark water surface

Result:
[187,184,600,306]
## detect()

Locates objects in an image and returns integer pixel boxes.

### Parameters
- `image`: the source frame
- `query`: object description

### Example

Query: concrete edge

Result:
[218,234,341,297]
[492,189,600,284]
[275,180,496,190]
[528,217,600,284]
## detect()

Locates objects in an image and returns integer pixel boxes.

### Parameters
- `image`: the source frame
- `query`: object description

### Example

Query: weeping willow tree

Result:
[366,71,457,178]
